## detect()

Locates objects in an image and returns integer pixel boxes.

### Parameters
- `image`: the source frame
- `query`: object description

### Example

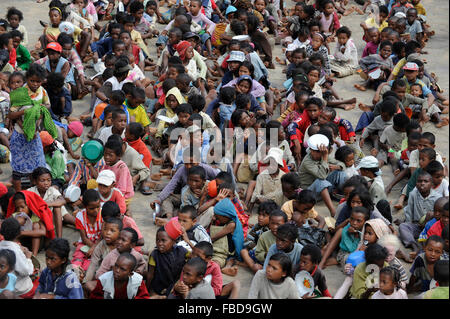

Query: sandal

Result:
[140,185,153,196]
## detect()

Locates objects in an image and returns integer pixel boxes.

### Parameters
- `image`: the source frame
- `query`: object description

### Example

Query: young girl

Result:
[6,190,56,256]
[319,207,370,270]
[348,243,389,299]
[248,252,300,299]
[6,7,28,46]
[175,40,207,82]
[10,30,31,71]
[34,238,84,299]
[8,64,58,192]
[0,249,16,296]
[333,145,358,183]
[146,226,188,297]
[39,131,66,191]
[28,167,73,239]
[318,0,340,37]
[90,252,150,299]
[371,266,408,299]
[71,189,102,275]
[330,26,358,78]
[101,138,134,201]
[305,32,331,75]
[119,30,144,72]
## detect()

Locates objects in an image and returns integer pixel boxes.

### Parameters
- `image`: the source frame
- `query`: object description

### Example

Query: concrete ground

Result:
[0,0,448,298]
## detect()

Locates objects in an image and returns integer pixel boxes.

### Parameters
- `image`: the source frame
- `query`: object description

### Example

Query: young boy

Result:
[427,202,449,238]
[96,169,127,215]
[181,166,208,209]
[426,161,449,198]
[125,87,151,135]
[287,190,325,228]
[298,133,336,217]
[249,210,288,272]
[298,244,332,298]
[176,205,211,252]
[374,113,410,168]
[125,122,152,168]
[399,172,441,255]
[407,235,445,293]
[406,148,437,197]
[98,108,127,145]
[263,223,303,271]
[418,197,449,243]
[423,260,449,299]
[171,257,215,299]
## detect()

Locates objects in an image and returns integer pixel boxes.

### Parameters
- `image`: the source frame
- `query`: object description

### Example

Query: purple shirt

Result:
[362,41,378,58]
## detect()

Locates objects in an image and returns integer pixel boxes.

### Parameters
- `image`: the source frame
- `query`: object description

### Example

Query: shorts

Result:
[248,248,263,265]
[336,249,351,269]
[199,32,211,45]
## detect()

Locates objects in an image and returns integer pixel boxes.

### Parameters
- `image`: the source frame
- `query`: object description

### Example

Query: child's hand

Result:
[86,246,95,258]
[21,245,32,259]
[216,189,230,202]
[370,148,378,157]
[302,292,317,299]
[344,263,354,275]
[318,144,328,156]
[359,138,365,148]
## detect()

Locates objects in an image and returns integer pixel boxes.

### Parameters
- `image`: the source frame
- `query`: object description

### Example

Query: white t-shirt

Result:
[409,149,444,168]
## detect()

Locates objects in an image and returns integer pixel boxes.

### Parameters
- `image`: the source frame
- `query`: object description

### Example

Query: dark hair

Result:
[419,147,436,161]
[186,257,207,277]
[348,188,374,211]
[0,218,21,241]
[335,145,355,164]
[176,73,192,86]
[351,206,371,221]
[103,105,116,117]
[380,266,401,288]
[105,138,123,157]
[342,175,369,191]
[105,217,123,231]
[434,260,449,285]
[421,132,436,145]
[162,78,176,94]
[10,29,23,41]
[47,238,71,271]
[188,165,206,180]
[122,227,139,244]
[108,22,122,33]
[123,14,136,25]
[336,26,351,37]
[218,181,235,193]
[295,189,317,206]
[8,71,25,85]
[405,40,421,56]
[269,253,292,279]
[365,243,388,265]
[300,244,322,264]
[127,122,144,140]
[392,41,406,56]
[26,63,47,80]
[176,103,193,115]
[169,63,186,75]
[195,241,214,257]
[0,248,16,270]
[117,252,137,271]
[101,201,121,220]
[240,61,255,78]
[188,94,205,113]
[269,209,288,222]
[219,86,236,105]
[425,235,445,248]
[231,109,248,127]
[168,56,183,66]
[305,97,323,109]
[276,223,298,242]
[215,171,233,184]
[379,40,393,50]
[82,189,100,206]
[441,225,449,241]
[235,93,251,110]
[57,32,73,47]
[46,72,65,91]
[281,172,301,190]
[393,113,410,129]
[31,167,52,182]
[379,5,389,15]
[425,161,444,176]
[258,200,279,215]
[408,131,422,142]
[129,0,144,13]
[6,7,23,21]
[180,205,197,220]
[380,99,397,116]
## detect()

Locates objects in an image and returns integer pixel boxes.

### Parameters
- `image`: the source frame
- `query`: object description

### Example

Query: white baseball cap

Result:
[263,147,284,166]
[356,156,379,170]
[96,169,116,186]
[307,134,330,151]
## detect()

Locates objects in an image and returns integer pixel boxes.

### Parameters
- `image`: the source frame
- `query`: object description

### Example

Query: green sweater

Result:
[45,150,65,182]
[350,261,389,299]
[16,44,31,70]
[254,230,276,263]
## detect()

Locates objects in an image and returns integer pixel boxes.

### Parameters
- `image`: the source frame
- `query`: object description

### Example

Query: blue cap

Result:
[225,5,237,16]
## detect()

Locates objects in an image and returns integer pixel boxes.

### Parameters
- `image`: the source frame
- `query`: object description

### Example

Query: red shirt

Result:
[427,220,444,237]
[90,278,150,299]
[122,215,144,253]
[100,188,127,215]
[127,139,152,168]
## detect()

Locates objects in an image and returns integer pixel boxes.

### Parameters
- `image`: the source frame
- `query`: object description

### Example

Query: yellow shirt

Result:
[46,25,82,43]
[414,3,426,16]
[127,104,151,128]
[364,17,388,32]
[131,29,150,57]
[281,200,318,221]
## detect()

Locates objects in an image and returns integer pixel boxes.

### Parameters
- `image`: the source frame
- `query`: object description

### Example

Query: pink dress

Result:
[102,160,135,199]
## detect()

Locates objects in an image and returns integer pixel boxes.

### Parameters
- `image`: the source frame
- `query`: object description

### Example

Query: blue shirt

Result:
[37,268,84,299]
[99,103,130,123]
[0,273,17,293]
[263,242,304,270]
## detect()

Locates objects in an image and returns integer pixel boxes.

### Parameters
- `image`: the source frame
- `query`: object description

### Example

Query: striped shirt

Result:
[75,209,103,243]
[69,158,106,187]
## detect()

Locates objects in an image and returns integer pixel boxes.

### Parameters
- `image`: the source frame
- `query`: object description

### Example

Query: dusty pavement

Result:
[0,0,448,298]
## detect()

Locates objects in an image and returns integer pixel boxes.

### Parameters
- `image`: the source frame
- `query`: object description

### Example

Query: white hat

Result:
[228,50,246,62]
[394,12,406,18]
[263,147,284,166]
[286,43,299,52]
[307,134,329,151]
[356,156,379,170]
[59,21,75,35]
[187,125,201,134]
[96,169,116,186]
[232,35,251,42]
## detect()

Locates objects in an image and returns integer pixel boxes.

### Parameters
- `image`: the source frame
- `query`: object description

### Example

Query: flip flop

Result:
[140,185,153,196]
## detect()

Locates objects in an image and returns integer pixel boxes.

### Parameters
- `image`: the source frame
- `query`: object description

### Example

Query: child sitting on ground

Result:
[427,201,449,239]
[297,244,332,298]
[263,223,303,272]
[423,260,449,299]
[181,166,209,209]
[248,252,300,299]
[176,205,211,252]
[0,249,17,298]
[418,197,449,244]
[407,235,446,293]
[125,122,152,168]
[370,266,408,299]
[95,169,127,215]
[146,226,188,297]
[34,238,84,299]
[90,252,150,299]
[170,257,215,299]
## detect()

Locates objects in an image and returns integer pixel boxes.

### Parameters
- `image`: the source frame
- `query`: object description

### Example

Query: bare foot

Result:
[151,173,162,181]
[435,117,449,128]
[343,103,356,110]
[354,84,367,91]
[394,201,404,210]
[222,266,239,276]
[393,168,400,176]
[275,56,286,65]
[152,157,163,165]
[358,102,371,112]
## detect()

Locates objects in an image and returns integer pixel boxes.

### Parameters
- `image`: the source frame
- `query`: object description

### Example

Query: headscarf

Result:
[175,41,192,61]
[213,198,244,261]
[164,87,185,110]
[7,190,56,239]
[359,218,392,247]
[40,131,55,148]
